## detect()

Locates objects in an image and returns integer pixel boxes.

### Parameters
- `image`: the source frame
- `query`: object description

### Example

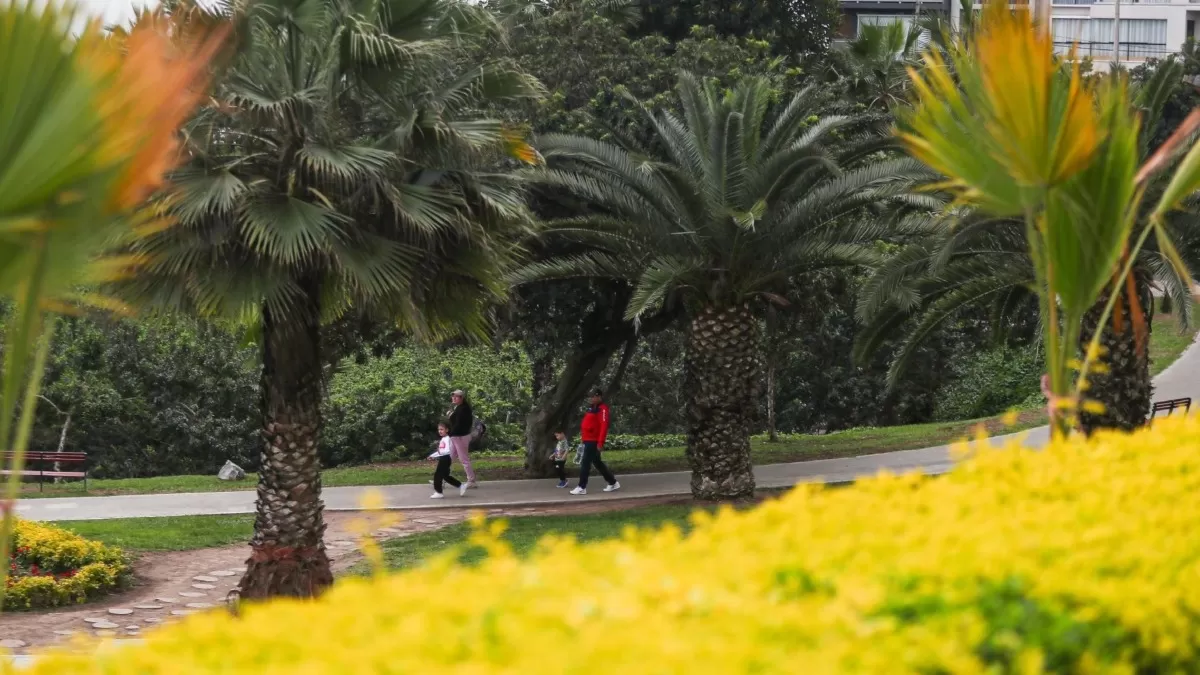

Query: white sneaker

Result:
[430,492,444,499]
[569,487,587,496]
[604,481,621,492]
[459,483,469,497]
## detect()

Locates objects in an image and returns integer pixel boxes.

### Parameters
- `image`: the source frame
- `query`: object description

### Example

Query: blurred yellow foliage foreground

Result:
[12,415,1200,673]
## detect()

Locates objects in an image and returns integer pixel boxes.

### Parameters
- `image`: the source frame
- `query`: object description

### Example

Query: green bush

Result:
[600,433,685,450]
[32,314,259,479]
[322,344,532,464]
[933,345,1043,422]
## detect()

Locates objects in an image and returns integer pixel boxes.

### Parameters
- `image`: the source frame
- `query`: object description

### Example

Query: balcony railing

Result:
[1054,40,1175,60]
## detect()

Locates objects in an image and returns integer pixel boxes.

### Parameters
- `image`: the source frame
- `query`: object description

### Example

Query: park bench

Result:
[1151,397,1192,419]
[0,452,88,491]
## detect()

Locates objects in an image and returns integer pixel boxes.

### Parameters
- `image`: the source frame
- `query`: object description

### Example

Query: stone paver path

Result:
[12,332,1198,524]
[0,500,679,657]
[0,509,473,655]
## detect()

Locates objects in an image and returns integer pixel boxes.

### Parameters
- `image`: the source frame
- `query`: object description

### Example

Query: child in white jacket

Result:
[430,422,468,498]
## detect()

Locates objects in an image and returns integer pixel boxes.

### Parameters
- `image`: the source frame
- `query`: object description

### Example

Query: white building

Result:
[836,0,952,41]
[839,0,1200,63]
[1047,0,1198,63]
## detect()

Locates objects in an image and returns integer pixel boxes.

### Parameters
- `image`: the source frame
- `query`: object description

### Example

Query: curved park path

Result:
[14,333,1200,524]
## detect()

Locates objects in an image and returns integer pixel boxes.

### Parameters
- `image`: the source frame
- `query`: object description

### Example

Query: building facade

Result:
[838,0,1199,63]
[1049,0,1197,63]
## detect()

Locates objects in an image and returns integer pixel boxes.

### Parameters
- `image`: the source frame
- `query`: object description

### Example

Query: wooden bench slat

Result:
[0,451,90,491]
[1151,397,1191,418]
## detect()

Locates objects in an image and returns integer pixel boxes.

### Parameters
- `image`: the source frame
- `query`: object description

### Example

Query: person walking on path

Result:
[447,389,478,487]
[429,422,468,499]
[570,389,620,496]
[551,430,570,488]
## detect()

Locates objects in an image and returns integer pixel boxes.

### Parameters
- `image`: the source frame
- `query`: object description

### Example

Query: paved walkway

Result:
[14,333,1198,523]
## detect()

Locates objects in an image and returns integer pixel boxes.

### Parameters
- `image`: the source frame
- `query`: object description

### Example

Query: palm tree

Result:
[857,60,1199,434]
[119,0,541,598]
[525,73,930,499]
[827,21,924,111]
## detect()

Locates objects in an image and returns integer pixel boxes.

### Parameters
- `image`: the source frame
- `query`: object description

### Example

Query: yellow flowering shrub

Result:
[4,520,129,610]
[12,415,1200,672]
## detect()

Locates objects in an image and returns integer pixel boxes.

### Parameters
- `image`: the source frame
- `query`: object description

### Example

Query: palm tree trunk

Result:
[685,304,761,500]
[1078,273,1153,436]
[239,276,333,599]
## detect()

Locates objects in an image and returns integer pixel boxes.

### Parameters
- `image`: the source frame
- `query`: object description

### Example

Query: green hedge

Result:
[322,344,532,464]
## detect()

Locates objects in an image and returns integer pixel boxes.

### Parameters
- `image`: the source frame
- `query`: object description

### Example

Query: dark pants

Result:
[578,442,615,489]
[554,460,567,481]
[434,455,461,493]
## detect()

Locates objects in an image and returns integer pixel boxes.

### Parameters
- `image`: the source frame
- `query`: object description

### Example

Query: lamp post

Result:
[1113,0,1122,67]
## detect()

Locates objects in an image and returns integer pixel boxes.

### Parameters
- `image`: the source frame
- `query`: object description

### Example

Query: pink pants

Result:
[449,435,475,483]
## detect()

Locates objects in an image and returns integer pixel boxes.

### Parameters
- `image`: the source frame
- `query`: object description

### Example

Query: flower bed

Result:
[4,520,130,610]
[14,415,1200,672]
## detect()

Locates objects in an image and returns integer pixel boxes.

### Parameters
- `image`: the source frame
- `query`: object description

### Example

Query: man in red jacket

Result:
[570,389,620,495]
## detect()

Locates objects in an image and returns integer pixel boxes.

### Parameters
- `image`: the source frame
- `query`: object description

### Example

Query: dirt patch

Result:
[0,498,703,653]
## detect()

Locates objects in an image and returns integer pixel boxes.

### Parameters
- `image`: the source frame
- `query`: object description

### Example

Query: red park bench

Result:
[0,451,88,491]
[1151,397,1192,419]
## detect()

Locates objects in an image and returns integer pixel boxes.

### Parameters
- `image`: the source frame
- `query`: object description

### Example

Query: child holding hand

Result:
[430,422,468,499]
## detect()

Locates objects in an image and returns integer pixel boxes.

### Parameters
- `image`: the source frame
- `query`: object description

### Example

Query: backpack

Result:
[469,417,486,444]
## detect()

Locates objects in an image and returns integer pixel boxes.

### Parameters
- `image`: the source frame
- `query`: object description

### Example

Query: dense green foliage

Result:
[33,315,258,478]
[933,345,1044,422]
[488,0,806,139]
[323,344,533,463]
[633,0,840,57]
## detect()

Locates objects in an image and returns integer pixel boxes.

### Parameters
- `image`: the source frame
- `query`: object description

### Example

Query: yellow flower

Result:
[1000,409,1021,427]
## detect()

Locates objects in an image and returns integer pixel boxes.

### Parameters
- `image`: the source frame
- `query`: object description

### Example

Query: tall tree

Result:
[525,74,928,499]
[634,0,840,57]
[825,21,924,112]
[481,0,805,476]
[121,0,540,598]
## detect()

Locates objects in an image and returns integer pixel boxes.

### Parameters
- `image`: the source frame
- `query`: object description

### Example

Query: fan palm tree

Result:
[857,58,1200,434]
[524,73,932,499]
[118,0,541,598]
[827,20,924,111]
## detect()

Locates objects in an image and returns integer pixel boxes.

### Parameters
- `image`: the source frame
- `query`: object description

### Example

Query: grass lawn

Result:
[58,514,254,551]
[1150,301,1200,377]
[363,503,704,574]
[49,503,711,556]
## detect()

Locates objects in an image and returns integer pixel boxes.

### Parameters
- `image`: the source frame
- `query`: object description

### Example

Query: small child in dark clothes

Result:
[552,430,569,488]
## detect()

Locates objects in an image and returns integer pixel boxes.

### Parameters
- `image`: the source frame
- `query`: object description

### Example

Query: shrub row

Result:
[21,415,1200,671]
[322,344,532,464]
[5,520,130,610]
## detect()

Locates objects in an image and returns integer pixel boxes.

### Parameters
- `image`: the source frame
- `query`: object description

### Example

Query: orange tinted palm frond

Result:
[974,1,1099,187]
[84,13,228,213]
[1125,269,1148,356]
[502,128,543,166]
